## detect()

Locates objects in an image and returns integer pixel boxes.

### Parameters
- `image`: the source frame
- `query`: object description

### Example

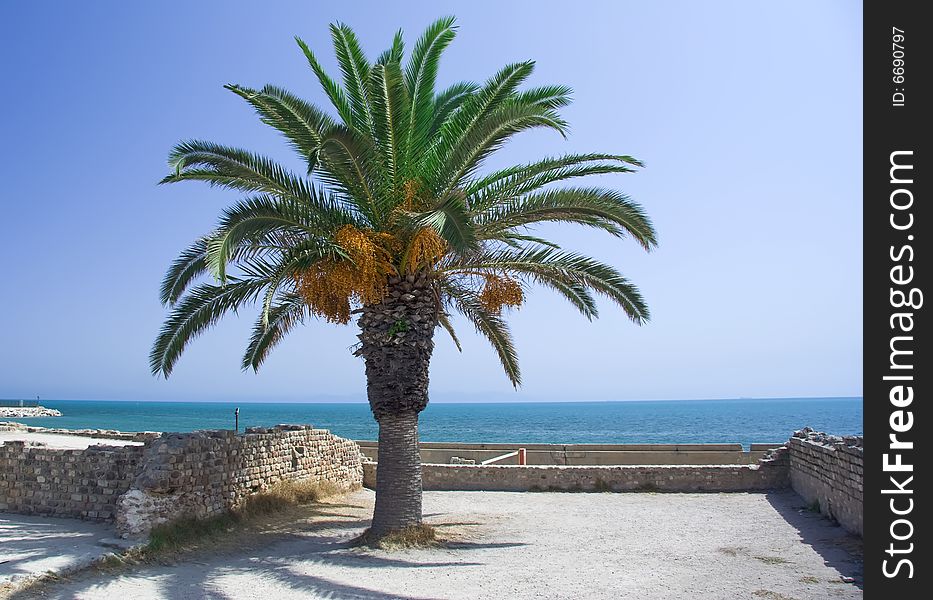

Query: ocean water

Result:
[8,397,862,447]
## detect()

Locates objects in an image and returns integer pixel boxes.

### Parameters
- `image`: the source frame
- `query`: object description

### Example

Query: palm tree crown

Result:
[151,16,657,387]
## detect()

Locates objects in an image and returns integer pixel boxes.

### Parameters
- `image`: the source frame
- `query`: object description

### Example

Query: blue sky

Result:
[0,1,862,403]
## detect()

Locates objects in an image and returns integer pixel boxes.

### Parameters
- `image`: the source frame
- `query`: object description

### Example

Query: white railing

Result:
[480,448,527,465]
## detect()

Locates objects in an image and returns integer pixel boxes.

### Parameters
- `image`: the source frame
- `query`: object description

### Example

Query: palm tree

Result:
[151,16,657,540]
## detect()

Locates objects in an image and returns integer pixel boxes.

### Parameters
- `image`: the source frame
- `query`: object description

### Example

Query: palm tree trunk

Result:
[371,412,422,535]
[357,273,438,538]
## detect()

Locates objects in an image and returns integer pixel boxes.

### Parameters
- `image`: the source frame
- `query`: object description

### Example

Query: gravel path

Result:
[0,514,122,595]
[10,489,862,599]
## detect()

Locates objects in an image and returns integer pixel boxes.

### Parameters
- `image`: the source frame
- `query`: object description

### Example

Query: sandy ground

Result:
[7,489,862,600]
[0,515,126,594]
[0,433,142,449]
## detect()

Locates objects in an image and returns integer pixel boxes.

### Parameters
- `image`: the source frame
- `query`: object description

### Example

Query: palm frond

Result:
[330,23,375,135]
[316,125,380,221]
[295,36,354,125]
[430,81,479,136]
[160,141,314,202]
[224,84,333,167]
[505,84,572,110]
[442,103,569,193]
[430,61,536,192]
[498,232,562,249]
[445,247,650,324]
[443,282,521,386]
[413,190,476,253]
[375,29,405,66]
[528,275,598,319]
[205,194,348,283]
[369,62,410,200]
[436,310,462,352]
[475,187,658,250]
[467,153,641,202]
[405,16,457,164]
[160,237,208,306]
[242,293,307,370]
[150,279,268,377]
[256,238,347,326]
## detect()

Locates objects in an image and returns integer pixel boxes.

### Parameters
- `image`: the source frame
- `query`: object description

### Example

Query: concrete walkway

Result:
[7,489,863,599]
[0,514,126,595]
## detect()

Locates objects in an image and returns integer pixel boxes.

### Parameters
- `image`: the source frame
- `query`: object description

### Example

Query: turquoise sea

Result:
[7,397,862,447]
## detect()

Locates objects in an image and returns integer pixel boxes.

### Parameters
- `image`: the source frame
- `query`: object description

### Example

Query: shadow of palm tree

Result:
[134,524,488,600]
[438,541,527,550]
[10,498,521,600]
[1,515,114,581]
[263,564,444,600]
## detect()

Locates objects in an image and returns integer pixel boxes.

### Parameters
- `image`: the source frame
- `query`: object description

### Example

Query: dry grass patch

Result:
[798,576,820,584]
[141,480,347,557]
[752,590,797,600]
[592,478,612,492]
[236,479,342,519]
[754,555,790,565]
[356,524,438,549]
[634,482,659,492]
[1,581,15,598]
[145,514,238,554]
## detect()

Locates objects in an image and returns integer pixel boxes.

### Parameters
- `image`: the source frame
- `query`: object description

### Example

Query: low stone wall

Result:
[362,447,789,492]
[0,421,160,442]
[0,442,144,520]
[356,440,784,466]
[1,425,364,536]
[788,428,863,536]
[116,425,363,536]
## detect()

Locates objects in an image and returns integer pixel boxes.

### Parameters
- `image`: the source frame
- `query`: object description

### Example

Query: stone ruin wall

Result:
[362,446,790,493]
[0,425,364,537]
[787,427,863,536]
[0,442,144,520]
[116,425,364,536]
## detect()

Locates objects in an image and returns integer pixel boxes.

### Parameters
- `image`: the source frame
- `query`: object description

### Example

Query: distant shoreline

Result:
[5,397,862,448]
[0,405,62,418]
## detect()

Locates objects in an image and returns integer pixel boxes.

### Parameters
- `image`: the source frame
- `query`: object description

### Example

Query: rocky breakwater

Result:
[0,406,62,418]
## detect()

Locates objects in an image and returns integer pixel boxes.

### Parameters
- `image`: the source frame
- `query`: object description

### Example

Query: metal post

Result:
[518,447,527,465]
[235,407,239,432]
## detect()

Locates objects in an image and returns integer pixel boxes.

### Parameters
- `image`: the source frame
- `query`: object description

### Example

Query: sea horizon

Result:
[4,395,862,404]
[6,397,863,448]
